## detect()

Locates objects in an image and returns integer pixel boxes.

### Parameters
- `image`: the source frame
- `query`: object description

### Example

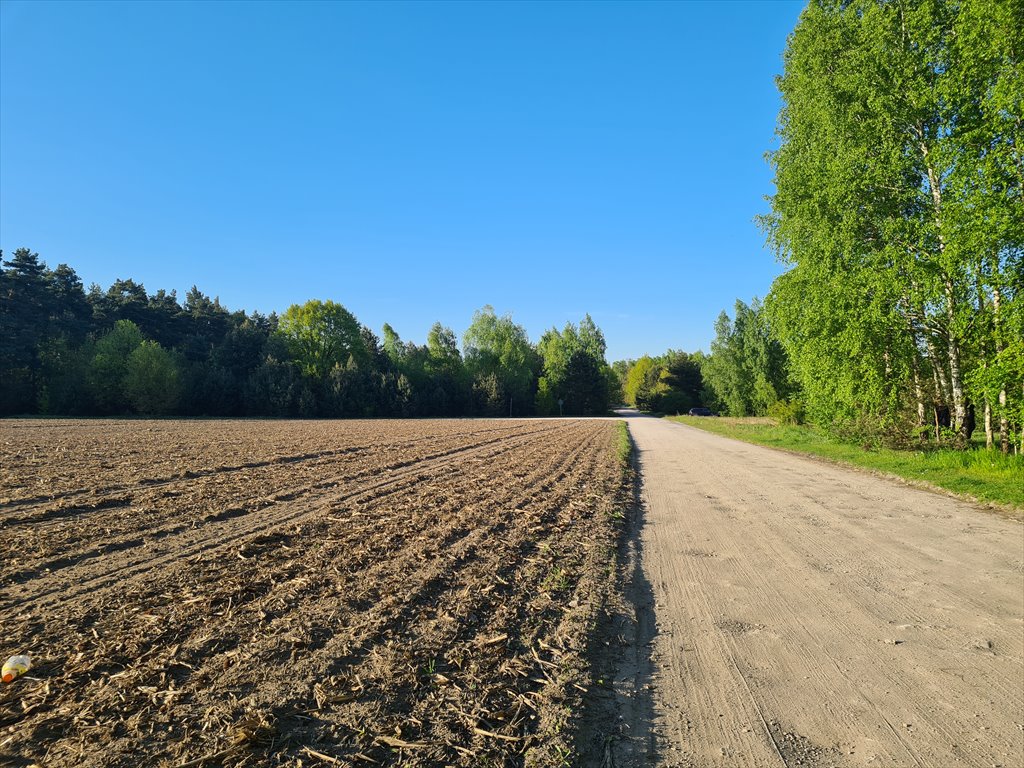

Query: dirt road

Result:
[612,411,1023,768]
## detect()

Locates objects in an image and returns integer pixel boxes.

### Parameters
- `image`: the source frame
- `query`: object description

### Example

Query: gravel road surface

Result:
[614,411,1023,768]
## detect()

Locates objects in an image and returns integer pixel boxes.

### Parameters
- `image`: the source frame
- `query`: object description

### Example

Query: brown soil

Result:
[0,418,627,767]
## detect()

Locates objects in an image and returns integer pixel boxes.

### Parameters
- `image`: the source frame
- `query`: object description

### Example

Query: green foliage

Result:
[424,322,469,416]
[38,336,93,415]
[605,363,624,405]
[426,322,462,376]
[619,350,705,413]
[623,356,660,410]
[563,350,608,416]
[615,420,632,467]
[244,357,300,416]
[325,357,388,418]
[1,249,51,375]
[88,320,144,413]
[536,314,613,415]
[767,397,806,426]
[764,0,1023,449]
[471,371,506,417]
[126,341,181,414]
[2,251,614,420]
[656,351,703,414]
[277,300,363,379]
[535,376,557,416]
[46,263,91,342]
[610,360,630,392]
[381,322,404,364]
[463,306,538,416]
[1,249,91,412]
[702,299,793,417]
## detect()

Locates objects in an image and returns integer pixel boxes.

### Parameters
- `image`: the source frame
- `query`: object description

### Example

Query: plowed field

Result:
[0,419,626,767]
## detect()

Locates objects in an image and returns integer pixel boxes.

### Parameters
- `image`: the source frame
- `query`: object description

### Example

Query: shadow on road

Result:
[578,429,658,766]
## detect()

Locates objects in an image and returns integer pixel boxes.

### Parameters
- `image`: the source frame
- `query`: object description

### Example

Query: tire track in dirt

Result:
[188,424,603,695]
[0,419,555,510]
[757,491,1024,715]
[0,445,367,513]
[2,420,560,562]
[6,422,599,670]
[0,421,546,521]
[161,423,598,664]
[280,424,603,662]
[689,477,1024,754]
[3,422,571,612]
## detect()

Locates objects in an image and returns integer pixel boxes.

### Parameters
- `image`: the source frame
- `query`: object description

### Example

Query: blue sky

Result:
[0,0,803,362]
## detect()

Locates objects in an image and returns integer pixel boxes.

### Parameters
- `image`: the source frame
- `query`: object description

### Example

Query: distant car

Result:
[687,407,718,417]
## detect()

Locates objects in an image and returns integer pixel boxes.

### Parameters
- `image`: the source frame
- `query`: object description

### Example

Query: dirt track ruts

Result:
[615,411,1023,768]
[2,421,568,611]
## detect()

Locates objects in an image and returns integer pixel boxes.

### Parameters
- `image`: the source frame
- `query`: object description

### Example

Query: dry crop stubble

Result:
[0,419,629,767]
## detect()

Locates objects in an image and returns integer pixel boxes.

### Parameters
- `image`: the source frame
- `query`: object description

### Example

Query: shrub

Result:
[768,398,805,425]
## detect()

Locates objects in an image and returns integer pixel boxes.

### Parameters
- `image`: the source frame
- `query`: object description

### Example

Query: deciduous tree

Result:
[126,341,181,414]
[278,300,363,380]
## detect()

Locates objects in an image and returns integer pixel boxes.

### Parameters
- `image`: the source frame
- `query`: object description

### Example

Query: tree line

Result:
[612,351,706,415]
[0,249,618,418]
[608,302,797,425]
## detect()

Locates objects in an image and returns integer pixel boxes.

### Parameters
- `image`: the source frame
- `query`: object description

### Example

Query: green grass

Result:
[666,416,1024,511]
[615,420,632,469]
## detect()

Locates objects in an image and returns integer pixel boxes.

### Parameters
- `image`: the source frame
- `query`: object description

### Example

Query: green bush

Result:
[768,398,805,425]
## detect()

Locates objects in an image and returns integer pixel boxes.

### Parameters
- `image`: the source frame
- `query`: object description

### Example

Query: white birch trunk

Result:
[984,399,993,449]
[919,134,966,436]
[992,285,1009,454]
[998,387,1009,454]
[906,320,926,440]
[937,278,962,436]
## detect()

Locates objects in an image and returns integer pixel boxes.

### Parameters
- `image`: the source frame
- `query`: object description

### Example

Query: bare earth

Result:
[615,411,1023,768]
[0,418,625,767]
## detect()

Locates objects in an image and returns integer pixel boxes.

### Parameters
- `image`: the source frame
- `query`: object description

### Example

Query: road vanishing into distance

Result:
[610,411,1023,768]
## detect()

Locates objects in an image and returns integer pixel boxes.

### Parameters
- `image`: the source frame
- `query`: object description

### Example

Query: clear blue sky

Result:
[0,0,803,362]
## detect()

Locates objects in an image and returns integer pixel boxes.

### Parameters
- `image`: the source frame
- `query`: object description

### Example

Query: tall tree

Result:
[88,320,145,413]
[656,350,703,414]
[535,315,613,415]
[1,251,44,410]
[623,356,662,411]
[463,306,537,416]
[126,341,181,415]
[46,264,91,342]
[381,323,406,364]
[426,322,468,415]
[277,300,363,380]
[702,300,791,417]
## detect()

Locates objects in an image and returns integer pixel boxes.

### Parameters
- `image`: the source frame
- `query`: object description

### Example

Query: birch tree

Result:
[765,0,1022,447]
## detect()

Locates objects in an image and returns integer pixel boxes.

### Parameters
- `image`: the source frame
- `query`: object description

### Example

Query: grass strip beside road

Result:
[616,420,632,469]
[666,416,1024,511]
